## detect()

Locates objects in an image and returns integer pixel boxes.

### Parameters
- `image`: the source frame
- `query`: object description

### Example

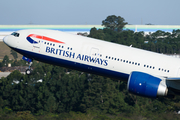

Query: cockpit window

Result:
[11,32,20,37]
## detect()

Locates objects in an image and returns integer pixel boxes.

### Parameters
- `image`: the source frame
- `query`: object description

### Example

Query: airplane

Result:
[3,29,180,98]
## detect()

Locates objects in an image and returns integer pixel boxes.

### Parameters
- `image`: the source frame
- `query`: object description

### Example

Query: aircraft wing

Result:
[166,77,180,81]
[166,77,180,92]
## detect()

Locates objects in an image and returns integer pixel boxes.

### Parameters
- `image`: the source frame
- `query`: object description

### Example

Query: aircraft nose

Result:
[3,36,8,45]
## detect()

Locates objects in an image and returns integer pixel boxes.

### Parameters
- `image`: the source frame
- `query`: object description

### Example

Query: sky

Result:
[0,0,180,25]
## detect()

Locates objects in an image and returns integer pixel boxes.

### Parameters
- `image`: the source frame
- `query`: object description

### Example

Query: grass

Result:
[0,42,22,59]
[1,111,180,120]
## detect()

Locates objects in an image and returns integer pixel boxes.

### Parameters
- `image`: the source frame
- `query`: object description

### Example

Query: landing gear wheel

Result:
[26,69,32,75]
[26,61,33,75]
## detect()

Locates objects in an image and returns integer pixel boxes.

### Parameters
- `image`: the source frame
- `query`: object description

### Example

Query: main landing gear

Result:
[22,56,33,75]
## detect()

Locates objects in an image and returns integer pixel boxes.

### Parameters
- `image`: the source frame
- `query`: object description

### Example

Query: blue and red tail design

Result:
[26,34,65,44]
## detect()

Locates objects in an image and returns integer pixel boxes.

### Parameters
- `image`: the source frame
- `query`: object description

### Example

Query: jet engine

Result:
[127,71,168,98]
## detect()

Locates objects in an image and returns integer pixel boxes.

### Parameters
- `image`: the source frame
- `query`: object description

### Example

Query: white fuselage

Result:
[3,29,180,80]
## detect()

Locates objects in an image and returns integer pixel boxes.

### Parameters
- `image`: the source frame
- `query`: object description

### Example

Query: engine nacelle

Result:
[127,71,168,98]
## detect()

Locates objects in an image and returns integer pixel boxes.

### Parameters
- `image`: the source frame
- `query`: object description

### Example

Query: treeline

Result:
[1,63,180,119]
[89,28,180,54]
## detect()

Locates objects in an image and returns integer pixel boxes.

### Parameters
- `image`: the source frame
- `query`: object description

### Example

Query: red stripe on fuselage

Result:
[28,34,65,44]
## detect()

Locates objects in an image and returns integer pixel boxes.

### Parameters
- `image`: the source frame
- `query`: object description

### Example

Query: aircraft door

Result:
[177,68,180,77]
[15,38,19,48]
[88,47,99,67]
[31,35,42,53]
[27,33,42,53]
[90,47,99,57]
[33,39,41,48]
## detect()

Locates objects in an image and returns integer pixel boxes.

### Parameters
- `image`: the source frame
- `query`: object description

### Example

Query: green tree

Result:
[2,55,9,67]
[81,76,131,114]
[0,62,3,67]
[10,49,18,60]
[44,94,57,113]
[88,27,105,40]
[102,15,128,32]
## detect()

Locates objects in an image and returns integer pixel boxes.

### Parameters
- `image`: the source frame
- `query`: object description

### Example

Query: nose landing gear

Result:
[26,62,33,75]
[22,56,33,75]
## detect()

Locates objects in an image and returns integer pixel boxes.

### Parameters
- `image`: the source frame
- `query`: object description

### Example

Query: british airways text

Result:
[45,47,108,66]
